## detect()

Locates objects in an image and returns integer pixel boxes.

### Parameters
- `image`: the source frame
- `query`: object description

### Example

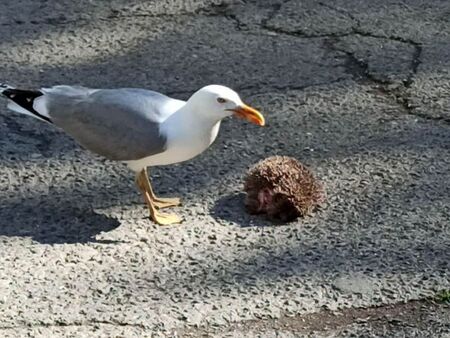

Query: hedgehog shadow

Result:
[210,193,288,228]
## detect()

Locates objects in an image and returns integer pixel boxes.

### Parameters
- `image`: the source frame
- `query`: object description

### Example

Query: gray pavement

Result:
[0,0,449,337]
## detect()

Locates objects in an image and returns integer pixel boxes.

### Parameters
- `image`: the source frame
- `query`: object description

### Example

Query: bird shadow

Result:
[210,192,287,228]
[0,198,122,244]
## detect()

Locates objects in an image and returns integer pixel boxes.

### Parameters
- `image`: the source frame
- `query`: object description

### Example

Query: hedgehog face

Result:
[245,188,300,222]
[257,188,273,212]
[244,190,266,214]
[245,187,275,213]
[266,193,300,222]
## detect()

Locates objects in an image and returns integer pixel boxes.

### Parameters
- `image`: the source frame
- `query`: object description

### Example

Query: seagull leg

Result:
[135,169,182,225]
[142,169,181,209]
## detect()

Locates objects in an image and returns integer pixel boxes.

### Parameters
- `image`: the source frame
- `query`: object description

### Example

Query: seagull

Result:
[0,83,265,225]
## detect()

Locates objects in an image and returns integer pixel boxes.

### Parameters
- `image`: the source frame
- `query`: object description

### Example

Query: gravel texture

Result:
[0,0,449,336]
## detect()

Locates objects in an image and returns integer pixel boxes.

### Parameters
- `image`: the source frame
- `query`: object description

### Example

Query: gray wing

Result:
[44,87,175,161]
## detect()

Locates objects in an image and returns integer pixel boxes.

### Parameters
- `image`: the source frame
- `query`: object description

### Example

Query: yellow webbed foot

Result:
[153,197,182,209]
[151,211,183,225]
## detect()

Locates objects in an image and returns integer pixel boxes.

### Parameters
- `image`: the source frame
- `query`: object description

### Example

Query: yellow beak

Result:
[232,104,265,126]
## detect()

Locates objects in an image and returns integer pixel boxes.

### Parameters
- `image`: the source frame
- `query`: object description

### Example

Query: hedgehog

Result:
[243,156,326,222]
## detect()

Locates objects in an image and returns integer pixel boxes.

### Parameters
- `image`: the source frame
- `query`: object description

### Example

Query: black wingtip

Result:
[0,83,13,91]
[2,88,53,123]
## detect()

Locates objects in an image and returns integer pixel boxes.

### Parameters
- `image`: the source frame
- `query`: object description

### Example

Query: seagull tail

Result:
[0,83,52,123]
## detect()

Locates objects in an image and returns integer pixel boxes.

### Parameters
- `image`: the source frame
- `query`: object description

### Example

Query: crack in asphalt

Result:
[405,44,423,87]
[260,0,354,38]
[250,1,446,124]
[350,28,424,89]
[258,0,288,33]
[334,44,388,85]
[329,40,448,124]
[329,36,442,124]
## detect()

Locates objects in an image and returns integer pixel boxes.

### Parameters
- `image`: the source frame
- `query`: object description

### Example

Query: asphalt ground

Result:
[0,1,449,336]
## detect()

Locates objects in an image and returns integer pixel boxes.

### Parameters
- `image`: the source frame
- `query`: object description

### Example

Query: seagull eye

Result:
[217,97,227,104]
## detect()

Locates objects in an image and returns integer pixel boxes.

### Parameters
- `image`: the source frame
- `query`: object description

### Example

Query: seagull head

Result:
[186,85,265,126]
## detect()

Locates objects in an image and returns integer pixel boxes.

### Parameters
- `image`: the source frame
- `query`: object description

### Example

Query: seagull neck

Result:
[175,104,222,129]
